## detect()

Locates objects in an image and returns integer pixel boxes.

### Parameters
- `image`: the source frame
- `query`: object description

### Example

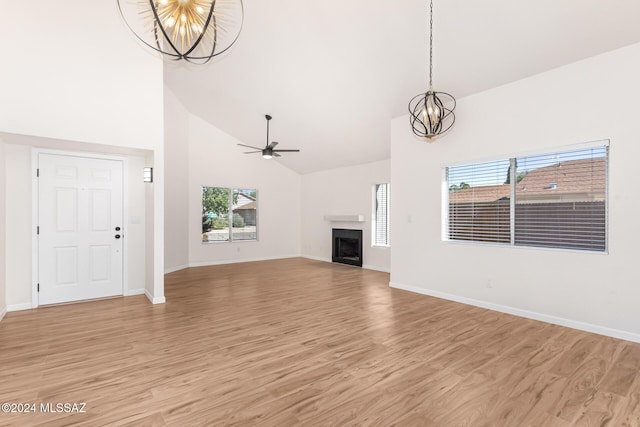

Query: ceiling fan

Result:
[238,115,300,159]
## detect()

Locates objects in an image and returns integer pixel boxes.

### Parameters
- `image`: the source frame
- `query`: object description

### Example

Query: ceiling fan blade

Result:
[273,152,281,157]
[237,143,262,150]
[269,141,279,149]
[243,151,261,154]
[273,149,300,153]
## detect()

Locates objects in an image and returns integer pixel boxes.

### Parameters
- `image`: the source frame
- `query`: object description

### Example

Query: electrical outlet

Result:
[486,279,493,288]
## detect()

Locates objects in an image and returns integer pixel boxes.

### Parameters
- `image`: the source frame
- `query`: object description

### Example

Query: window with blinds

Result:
[514,147,607,251]
[373,183,390,246]
[446,145,608,252]
[447,159,511,244]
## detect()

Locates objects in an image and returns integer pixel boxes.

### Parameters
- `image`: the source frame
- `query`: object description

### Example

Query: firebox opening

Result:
[332,228,363,267]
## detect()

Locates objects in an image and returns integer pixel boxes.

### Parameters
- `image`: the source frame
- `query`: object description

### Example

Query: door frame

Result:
[31,148,130,308]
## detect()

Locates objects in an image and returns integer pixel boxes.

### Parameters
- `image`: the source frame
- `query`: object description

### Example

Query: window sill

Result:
[442,239,608,255]
[202,239,258,244]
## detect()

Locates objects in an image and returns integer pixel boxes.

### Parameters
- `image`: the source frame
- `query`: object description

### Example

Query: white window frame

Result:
[372,183,390,247]
[201,186,258,244]
[443,140,609,253]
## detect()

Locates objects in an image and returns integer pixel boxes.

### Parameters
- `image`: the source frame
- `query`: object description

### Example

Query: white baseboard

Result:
[145,289,166,304]
[124,289,145,296]
[0,306,6,321]
[7,303,34,312]
[390,281,640,344]
[301,255,331,263]
[189,255,301,268]
[165,264,189,274]
[302,255,390,273]
[363,264,390,273]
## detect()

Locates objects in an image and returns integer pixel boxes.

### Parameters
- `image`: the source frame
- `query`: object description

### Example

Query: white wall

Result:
[0,0,165,304]
[301,160,390,272]
[0,1,163,151]
[164,88,190,272]
[0,139,6,320]
[390,42,640,342]
[187,114,301,266]
[4,144,32,309]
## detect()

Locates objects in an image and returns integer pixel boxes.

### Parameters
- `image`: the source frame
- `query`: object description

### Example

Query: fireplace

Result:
[332,228,363,267]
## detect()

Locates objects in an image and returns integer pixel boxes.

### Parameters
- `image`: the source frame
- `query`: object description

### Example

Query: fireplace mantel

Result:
[323,215,365,222]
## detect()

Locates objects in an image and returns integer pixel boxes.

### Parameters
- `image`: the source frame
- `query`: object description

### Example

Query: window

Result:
[373,183,390,246]
[447,159,511,244]
[202,187,257,243]
[446,144,608,252]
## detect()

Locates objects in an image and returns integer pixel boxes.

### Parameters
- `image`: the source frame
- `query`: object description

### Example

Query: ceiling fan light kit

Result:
[408,0,456,140]
[117,0,244,64]
[237,115,300,160]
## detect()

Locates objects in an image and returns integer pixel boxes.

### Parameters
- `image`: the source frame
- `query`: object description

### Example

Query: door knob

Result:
[115,234,121,239]
[115,226,121,231]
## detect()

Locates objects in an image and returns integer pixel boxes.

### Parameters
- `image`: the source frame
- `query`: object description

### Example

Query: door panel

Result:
[55,247,78,286]
[89,245,110,282]
[89,189,111,231]
[55,188,78,231]
[39,153,124,305]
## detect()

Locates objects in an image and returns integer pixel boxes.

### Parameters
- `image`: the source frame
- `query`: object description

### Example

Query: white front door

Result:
[38,153,124,305]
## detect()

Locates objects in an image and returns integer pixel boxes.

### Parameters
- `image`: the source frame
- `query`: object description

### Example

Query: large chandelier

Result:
[117,0,244,64]
[408,0,456,140]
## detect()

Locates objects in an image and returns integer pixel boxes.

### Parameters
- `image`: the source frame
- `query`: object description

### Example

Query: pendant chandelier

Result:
[117,0,244,64]
[408,0,456,140]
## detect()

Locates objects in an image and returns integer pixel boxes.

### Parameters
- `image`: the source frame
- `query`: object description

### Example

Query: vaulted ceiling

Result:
[164,0,640,174]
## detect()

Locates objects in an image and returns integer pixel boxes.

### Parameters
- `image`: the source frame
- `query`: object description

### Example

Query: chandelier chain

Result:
[429,0,433,90]
[408,0,456,139]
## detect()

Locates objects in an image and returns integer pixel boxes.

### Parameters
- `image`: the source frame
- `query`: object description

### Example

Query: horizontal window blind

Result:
[374,183,390,246]
[445,145,608,252]
[514,146,607,251]
[447,159,511,244]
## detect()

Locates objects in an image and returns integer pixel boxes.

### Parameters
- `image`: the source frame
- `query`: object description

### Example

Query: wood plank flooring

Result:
[0,257,639,426]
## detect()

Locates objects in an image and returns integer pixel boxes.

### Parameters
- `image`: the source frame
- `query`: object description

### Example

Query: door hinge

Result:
[37,283,39,292]
[36,168,39,177]
[37,226,39,235]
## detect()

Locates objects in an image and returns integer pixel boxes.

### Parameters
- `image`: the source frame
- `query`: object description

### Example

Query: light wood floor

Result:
[1,258,639,426]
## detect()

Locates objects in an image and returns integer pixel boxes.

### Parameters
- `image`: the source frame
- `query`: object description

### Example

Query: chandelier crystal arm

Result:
[148,0,181,58]
[117,0,243,64]
[184,2,218,58]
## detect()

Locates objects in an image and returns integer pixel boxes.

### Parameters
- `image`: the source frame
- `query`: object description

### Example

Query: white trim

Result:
[7,303,34,312]
[363,264,390,273]
[32,148,128,307]
[165,264,190,274]
[0,306,7,321]
[189,255,301,268]
[122,157,130,299]
[301,255,331,263]
[124,289,145,296]
[372,183,391,247]
[31,149,39,308]
[441,168,449,241]
[145,289,166,304]
[389,281,640,344]
[302,255,390,273]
